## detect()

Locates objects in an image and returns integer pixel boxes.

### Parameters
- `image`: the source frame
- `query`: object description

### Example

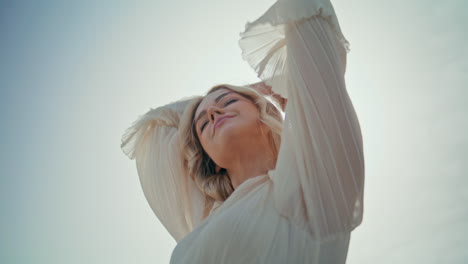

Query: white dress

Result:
[121,0,365,263]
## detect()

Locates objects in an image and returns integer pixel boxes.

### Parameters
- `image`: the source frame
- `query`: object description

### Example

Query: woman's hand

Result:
[248,81,288,111]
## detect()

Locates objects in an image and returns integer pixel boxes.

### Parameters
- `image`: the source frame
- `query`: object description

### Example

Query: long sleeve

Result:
[239,0,365,243]
[120,98,209,242]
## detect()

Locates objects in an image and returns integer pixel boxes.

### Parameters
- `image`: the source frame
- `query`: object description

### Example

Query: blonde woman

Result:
[121,0,365,263]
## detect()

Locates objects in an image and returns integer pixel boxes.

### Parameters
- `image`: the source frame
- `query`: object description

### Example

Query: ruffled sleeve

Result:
[239,0,365,242]
[121,97,208,242]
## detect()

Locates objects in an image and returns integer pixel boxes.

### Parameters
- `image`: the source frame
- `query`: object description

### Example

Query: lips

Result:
[213,115,234,134]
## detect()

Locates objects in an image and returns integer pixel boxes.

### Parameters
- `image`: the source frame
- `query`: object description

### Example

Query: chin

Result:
[216,120,256,146]
[214,121,236,141]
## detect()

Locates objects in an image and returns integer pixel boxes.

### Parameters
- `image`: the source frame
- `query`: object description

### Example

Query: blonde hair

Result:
[179,84,284,216]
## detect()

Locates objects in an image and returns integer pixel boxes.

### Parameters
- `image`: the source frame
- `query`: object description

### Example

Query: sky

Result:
[0,0,467,263]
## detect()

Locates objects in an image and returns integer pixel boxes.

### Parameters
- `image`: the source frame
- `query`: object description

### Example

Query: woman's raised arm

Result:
[239,1,365,243]
[271,16,365,241]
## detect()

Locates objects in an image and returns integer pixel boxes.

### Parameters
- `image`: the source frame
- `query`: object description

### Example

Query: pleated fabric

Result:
[121,0,365,262]
[121,97,211,242]
[238,0,364,243]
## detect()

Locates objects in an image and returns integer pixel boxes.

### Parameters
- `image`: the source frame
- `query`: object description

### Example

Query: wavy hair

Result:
[179,84,284,217]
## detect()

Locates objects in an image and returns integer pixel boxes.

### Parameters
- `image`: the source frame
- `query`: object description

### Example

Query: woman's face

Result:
[194,88,266,168]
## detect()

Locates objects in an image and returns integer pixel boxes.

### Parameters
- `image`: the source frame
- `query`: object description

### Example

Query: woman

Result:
[121,0,365,263]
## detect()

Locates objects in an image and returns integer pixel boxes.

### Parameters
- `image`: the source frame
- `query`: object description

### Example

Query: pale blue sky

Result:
[1,0,467,263]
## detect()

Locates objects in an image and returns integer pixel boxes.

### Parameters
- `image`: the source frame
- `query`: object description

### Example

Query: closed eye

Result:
[224,99,237,106]
[201,121,208,131]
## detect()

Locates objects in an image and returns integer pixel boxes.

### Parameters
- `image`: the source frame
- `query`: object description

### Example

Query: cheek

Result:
[222,111,262,138]
[239,104,261,125]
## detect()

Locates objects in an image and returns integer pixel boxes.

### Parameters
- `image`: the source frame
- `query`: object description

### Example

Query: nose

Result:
[207,105,224,123]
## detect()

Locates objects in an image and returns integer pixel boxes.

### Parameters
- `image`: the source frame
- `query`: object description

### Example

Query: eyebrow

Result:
[195,91,234,127]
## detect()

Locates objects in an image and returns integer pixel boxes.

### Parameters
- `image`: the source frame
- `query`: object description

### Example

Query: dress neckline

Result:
[208,173,270,215]
[234,172,269,192]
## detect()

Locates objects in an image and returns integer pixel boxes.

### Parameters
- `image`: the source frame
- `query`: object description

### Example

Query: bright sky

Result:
[1,0,467,263]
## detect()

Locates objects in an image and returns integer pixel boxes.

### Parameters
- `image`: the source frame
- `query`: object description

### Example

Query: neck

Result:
[225,146,276,189]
